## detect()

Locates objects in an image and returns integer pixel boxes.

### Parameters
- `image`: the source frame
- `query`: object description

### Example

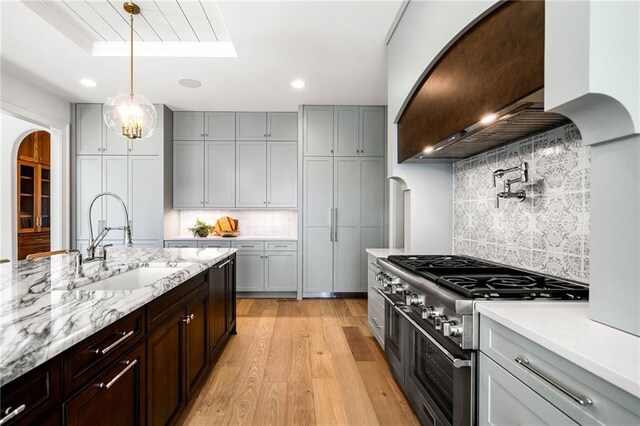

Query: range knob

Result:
[420,305,442,320]
[433,315,447,330]
[405,293,425,306]
[392,283,407,295]
[442,320,463,337]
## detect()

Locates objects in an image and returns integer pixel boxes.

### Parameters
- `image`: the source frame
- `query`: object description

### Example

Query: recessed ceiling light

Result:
[80,78,97,87]
[291,79,306,89]
[179,79,202,88]
[480,113,498,125]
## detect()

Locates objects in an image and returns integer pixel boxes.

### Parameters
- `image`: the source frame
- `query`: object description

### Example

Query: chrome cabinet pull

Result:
[91,330,134,355]
[514,357,593,406]
[273,245,288,248]
[98,359,137,389]
[216,259,231,269]
[182,313,195,324]
[333,208,338,241]
[0,405,26,425]
[371,317,382,329]
[329,208,334,242]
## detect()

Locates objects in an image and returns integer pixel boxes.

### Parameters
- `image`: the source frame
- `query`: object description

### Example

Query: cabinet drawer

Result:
[367,254,380,273]
[147,273,207,331]
[165,241,198,248]
[197,241,232,249]
[232,241,264,252]
[0,356,61,426]
[18,233,50,247]
[265,241,297,251]
[63,308,145,394]
[64,342,146,426]
[480,316,640,425]
[368,295,385,346]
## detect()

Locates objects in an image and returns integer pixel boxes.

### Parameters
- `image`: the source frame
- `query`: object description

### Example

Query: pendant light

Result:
[103,2,157,140]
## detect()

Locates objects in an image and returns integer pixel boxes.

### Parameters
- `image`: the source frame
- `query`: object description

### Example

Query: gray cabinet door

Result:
[128,104,164,155]
[102,156,128,231]
[479,353,577,426]
[236,141,267,207]
[360,107,385,156]
[204,141,236,208]
[334,106,359,156]
[129,156,163,240]
[76,104,103,155]
[267,112,297,141]
[303,106,334,156]
[265,252,297,291]
[359,158,384,289]
[266,141,297,208]
[174,112,204,140]
[205,112,235,141]
[333,158,361,292]
[76,155,103,240]
[173,141,204,208]
[236,252,265,291]
[236,112,267,140]
[103,128,129,155]
[303,157,334,293]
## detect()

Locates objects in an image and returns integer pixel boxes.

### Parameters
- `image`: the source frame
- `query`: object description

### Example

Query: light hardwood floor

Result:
[179,298,419,426]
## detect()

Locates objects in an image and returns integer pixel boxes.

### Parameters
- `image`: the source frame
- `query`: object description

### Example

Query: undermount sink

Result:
[77,263,193,291]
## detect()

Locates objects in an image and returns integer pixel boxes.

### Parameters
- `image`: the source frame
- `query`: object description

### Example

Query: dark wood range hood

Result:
[397,1,569,163]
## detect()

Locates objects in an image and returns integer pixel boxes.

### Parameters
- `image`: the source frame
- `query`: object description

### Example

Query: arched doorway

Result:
[17,130,51,259]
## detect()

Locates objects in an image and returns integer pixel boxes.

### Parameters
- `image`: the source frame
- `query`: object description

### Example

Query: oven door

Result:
[379,289,407,385]
[399,309,473,426]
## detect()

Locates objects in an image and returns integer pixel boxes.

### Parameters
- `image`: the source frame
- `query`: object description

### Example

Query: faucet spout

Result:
[87,192,133,258]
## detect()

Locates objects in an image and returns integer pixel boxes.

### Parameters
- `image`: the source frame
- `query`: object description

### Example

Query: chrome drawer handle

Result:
[92,330,134,355]
[216,259,231,269]
[273,245,288,248]
[98,359,137,389]
[0,405,26,425]
[514,357,593,406]
[371,317,382,329]
[182,313,195,324]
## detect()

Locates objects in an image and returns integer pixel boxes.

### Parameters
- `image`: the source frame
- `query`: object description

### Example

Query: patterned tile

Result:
[452,123,590,282]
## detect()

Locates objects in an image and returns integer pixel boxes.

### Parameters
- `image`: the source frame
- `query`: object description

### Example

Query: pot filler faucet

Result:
[87,192,133,259]
[493,162,528,208]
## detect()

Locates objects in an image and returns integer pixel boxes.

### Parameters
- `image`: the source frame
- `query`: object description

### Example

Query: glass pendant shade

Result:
[104,92,157,139]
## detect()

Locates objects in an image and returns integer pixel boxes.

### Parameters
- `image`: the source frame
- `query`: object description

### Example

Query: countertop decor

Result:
[0,247,236,384]
[188,219,212,237]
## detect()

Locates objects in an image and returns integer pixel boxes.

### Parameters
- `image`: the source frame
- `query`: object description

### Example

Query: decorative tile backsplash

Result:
[452,123,590,282]
[179,210,297,238]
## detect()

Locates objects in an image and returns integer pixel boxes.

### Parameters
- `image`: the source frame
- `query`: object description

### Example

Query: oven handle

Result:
[393,305,471,369]
[376,287,395,304]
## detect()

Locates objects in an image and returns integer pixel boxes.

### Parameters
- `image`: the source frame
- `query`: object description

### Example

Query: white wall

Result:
[1,68,72,260]
[386,0,498,253]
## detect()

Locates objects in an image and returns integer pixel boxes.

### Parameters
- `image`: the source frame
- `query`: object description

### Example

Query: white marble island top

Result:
[476,301,640,398]
[0,247,236,386]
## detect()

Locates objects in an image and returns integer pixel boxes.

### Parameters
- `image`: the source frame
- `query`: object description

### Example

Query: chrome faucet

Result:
[493,162,528,208]
[87,192,133,259]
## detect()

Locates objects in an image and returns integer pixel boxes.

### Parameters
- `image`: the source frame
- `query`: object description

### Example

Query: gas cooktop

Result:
[387,255,588,299]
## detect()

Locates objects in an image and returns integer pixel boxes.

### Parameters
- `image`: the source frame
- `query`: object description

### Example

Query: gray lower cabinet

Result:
[236,252,265,291]
[479,353,577,425]
[165,241,198,248]
[236,141,267,207]
[265,252,297,291]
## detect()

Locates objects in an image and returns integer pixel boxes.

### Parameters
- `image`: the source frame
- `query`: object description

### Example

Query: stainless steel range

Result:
[375,254,588,426]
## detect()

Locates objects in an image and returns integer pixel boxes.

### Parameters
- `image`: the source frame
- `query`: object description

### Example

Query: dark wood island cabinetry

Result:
[0,255,236,426]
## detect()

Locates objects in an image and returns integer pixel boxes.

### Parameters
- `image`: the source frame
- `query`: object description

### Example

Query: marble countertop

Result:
[476,301,640,398]
[165,235,297,241]
[366,248,406,258]
[0,247,236,386]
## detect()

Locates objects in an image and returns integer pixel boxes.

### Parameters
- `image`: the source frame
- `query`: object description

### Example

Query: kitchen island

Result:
[0,246,237,425]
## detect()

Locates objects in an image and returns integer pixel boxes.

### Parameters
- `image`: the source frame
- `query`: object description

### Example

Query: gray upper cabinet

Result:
[360,106,385,156]
[173,141,204,208]
[205,112,235,141]
[76,155,102,240]
[103,128,129,155]
[304,106,334,156]
[267,112,298,141]
[334,106,360,156]
[204,141,236,208]
[76,104,104,155]
[127,105,164,155]
[236,112,267,140]
[267,141,297,208]
[128,156,163,240]
[174,112,205,140]
[236,141,267,207]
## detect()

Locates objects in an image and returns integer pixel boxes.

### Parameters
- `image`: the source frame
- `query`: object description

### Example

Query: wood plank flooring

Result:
[179,299,419,426]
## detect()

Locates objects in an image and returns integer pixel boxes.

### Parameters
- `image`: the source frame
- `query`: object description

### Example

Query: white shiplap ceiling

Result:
[25,0,235,56]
